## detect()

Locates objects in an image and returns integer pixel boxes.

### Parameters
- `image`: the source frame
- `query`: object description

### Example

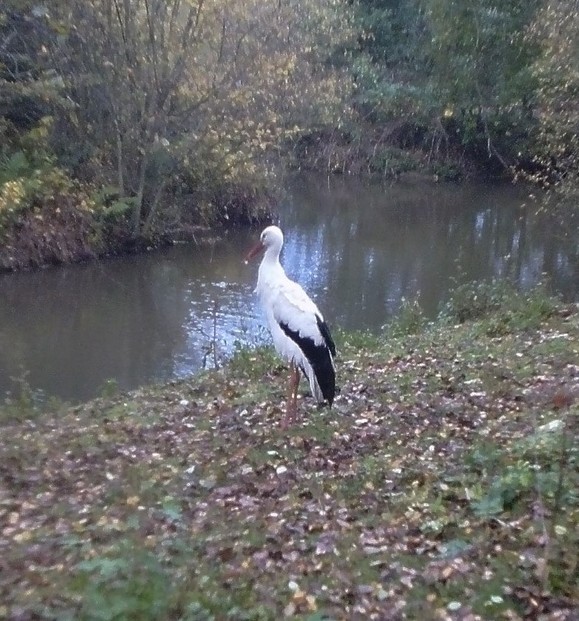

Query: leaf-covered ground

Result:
[1,294,578,620]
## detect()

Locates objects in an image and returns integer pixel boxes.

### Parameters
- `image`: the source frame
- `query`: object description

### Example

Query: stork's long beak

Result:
[244,240,264,264]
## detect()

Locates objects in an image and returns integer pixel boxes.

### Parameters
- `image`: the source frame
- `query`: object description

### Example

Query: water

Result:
[1,174,577,401]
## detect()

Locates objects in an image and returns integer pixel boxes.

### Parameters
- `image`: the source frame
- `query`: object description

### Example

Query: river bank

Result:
[1,286,577,620]
[0,167,444,275]
[3,176,578,405]
[0,157,568,277]
[0,182,272,274]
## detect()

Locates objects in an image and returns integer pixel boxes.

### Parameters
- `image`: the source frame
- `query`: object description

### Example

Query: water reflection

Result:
[0,237,260,401]
[281,176,577,329]
[0,174,577,401]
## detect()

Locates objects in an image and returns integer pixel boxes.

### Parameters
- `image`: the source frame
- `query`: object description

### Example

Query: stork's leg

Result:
[283,362,301,427]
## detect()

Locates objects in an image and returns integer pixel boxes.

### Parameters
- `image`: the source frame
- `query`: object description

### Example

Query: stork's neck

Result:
[257,243,286,293]
[262,243,282,265]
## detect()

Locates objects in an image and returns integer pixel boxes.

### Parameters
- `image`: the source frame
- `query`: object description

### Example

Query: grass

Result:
[0,284,577,620]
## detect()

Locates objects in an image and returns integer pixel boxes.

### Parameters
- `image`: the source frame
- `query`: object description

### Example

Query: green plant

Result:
[334,326,382,352]
[75,545,173,621]
[441,280,557,334]
[387,297,426,336]
[471,460,535,517]
[441,280,509,323]
[98,379,121,399]
[228,343,282,381]
[0,151,33,184]
[431,161,462,182]
[368,147,417,176]
[0,370,43,423]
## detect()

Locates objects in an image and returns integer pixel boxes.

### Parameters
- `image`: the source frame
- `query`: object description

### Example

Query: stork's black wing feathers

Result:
[278,321,335,406]
[316,315,336,358]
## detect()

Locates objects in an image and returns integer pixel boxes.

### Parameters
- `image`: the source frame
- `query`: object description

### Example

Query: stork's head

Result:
[244,225,284,263]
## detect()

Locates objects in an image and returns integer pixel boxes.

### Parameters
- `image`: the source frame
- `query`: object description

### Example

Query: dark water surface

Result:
[1,174,577,401]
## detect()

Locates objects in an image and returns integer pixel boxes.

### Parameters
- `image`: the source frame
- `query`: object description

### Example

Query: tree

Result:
[347,0,543,172]
[423,0,541,168]
[349,0,430,120]
[528,0,579,217]
[47,0,350,238]
[0,1,72,170]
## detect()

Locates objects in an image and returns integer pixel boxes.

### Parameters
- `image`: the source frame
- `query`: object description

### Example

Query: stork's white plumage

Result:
[245,226,336,424]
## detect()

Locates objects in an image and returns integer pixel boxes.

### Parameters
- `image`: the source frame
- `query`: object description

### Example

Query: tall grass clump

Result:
[440,280,558,335]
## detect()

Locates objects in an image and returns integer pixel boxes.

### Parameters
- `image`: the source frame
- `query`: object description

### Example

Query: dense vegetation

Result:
[1,0,578,269]
[1,284,577,618]
[0,0,349,269]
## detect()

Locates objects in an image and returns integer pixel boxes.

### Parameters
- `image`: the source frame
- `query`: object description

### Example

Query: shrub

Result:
[387,297,427,336]
[440,280,557,333]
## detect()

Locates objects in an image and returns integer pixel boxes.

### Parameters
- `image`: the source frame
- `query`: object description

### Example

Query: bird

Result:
[245,225,336,425]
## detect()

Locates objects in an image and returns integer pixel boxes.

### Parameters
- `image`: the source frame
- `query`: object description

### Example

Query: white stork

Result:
[245,225,336,425]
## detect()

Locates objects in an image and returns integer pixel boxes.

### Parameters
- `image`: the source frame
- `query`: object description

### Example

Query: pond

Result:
[1,174,577,402]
